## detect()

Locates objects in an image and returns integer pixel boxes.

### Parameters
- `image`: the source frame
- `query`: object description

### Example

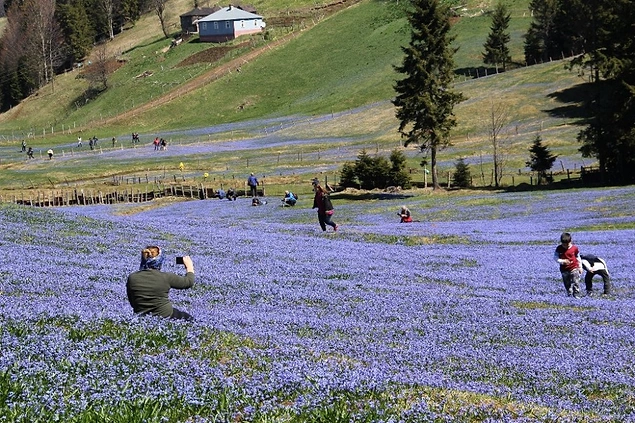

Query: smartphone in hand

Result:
[176,256,184,265]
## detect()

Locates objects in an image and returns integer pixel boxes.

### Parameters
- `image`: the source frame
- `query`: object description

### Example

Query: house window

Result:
[226,21,231,28]
[201,22,207,30]
[241,20,245,28]
[214,22,218,29]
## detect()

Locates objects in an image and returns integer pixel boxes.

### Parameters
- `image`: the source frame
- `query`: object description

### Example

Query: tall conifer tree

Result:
[523,0,559,64]
[483,2,512,71]
[393,0,464,190]
[577,0,635,184]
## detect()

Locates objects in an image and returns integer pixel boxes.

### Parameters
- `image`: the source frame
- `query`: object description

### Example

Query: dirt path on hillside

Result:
[101,32,301,126]
[102,0,361,127]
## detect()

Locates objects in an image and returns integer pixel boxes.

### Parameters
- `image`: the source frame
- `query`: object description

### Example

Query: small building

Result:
[197,5,266,43]
[180,6,221,34]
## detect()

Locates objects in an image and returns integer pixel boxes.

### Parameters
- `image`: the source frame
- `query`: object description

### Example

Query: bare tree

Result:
[487,100,510,187]
[84,43,110,92]
[153,0,170,38]
[23,0,65,91]
[98,0,116,40]
[0,2,28,70]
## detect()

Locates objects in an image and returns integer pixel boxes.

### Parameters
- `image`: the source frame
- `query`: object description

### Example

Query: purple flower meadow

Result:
[0,186,634,421]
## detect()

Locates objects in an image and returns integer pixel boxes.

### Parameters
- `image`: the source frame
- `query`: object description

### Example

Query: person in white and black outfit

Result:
[580,254,611,296]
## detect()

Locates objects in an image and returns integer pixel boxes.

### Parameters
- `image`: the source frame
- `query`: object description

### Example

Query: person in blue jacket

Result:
[247,173,259,197]
[282,190,297,207]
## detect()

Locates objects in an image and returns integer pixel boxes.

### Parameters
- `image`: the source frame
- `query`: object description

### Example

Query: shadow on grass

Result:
[545,81,600,123]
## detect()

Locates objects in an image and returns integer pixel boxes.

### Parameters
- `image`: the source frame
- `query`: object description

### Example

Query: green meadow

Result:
[0,0,593,194]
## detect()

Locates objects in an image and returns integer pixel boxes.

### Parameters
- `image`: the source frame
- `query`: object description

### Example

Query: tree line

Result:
[393,0,635,187]
[0,0,173,111]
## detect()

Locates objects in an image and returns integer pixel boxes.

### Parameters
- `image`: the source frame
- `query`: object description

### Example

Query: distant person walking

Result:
[247,173,259,197]
[27,147,34,159]
[77,137,82,148]
[47,149,54,160]
[21,140,26,152]
[313,183,338,232]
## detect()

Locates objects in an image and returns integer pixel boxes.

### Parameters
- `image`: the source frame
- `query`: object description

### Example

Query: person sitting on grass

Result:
[398,206,413,223]
[126,246,195,321]
[282,190,297,207]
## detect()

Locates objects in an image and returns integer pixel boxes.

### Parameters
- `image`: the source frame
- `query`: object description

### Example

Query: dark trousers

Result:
[318,212,337,231]
[585,270,611,295]
[171,308,194,321]
[249,185,257,197]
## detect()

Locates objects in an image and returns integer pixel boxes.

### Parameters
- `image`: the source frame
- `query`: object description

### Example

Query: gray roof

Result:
[197,5,262,22]
[180,6,220,17]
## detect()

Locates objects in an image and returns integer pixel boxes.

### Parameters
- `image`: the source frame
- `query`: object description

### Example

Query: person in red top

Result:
[398,206,413,223]
[554,232,583,298]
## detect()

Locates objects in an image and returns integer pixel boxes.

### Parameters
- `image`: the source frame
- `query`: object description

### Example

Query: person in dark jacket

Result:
[126,246,195,321]
[312,183,338,232]
[580,254,611,296]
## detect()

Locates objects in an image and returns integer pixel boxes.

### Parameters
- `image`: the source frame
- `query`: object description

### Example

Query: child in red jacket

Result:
[554,232,583,298]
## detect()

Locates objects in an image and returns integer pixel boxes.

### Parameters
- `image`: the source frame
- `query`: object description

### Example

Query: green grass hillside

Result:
[0,0,537,136]
[0,0,594,193]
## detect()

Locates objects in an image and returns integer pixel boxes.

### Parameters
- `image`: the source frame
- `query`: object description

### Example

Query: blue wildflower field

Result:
[1,186,634,422]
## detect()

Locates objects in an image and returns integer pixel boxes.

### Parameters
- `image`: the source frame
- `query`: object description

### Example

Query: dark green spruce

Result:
[393,0,464,190]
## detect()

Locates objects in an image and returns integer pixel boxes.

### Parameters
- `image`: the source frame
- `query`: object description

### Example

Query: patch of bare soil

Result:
[99,0,362,126]
[176,43,246,67]
[113,196,195,216]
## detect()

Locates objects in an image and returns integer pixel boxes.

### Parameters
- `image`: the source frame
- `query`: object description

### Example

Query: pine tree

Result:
[339,162,358,188]
[526,135,557,184]
[452,158,471,188]
[483,2,512,71]
[576,0,635,184]
[57,0,95,63]
[523,0,560,64]
[393,0,464,190]
[388,149,412,189]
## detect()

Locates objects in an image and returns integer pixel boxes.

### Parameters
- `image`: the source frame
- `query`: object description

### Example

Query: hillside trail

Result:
[102,32,300,126]
[102,0,360,128]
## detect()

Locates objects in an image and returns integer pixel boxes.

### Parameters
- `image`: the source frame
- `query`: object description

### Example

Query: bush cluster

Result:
[339,149,412,190]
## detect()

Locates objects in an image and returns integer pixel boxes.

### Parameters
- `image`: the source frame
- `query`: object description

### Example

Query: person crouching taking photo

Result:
[126,246,195,321]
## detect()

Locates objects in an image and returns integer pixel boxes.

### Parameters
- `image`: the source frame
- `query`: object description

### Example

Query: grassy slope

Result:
[0,0,537,135]
[0,0,593,191]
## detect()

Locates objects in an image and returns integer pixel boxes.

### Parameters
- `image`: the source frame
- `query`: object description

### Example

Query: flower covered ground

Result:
[1,186,634,422]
